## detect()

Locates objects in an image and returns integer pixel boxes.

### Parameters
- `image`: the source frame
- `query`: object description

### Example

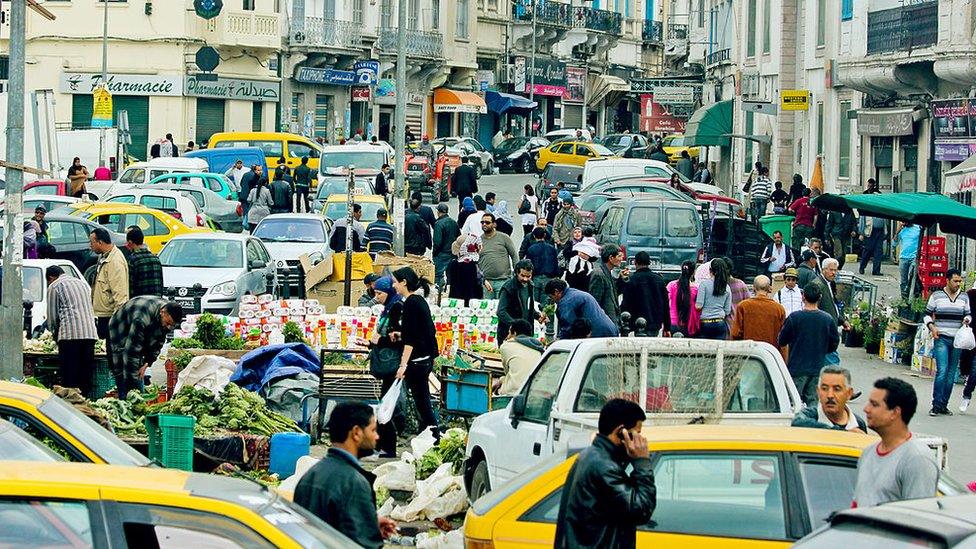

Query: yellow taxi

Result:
[0,381,150,465]
[535,140,616,171]
[662,134,701,165]
[207,131,323,172]
[0,462,354,547]
[321,194,388,225]
[464,425,964,548]
[63,201,212,254]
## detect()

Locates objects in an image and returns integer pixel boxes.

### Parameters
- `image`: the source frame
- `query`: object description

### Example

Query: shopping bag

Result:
[954,325,976,350]
[377,379,403,424]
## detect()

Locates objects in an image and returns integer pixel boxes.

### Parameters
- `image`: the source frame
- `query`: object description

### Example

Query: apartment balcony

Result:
[706,48,731,67]
[514,0,574,28]
[202,10,282,50]
[289,17,363,52]
[642,20,663,45]
[377,28,444,59]
[579,7,623,36]
[866,1,937,55]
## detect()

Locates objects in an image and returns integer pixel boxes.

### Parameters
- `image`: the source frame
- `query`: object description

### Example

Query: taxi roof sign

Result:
[781,90,810,111]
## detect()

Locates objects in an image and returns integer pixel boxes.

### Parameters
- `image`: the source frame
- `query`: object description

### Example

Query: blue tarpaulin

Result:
[485,91,537,114]
[231,343,320,393]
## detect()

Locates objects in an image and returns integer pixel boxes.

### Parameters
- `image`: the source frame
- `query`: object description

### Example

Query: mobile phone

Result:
[617,426,629,439]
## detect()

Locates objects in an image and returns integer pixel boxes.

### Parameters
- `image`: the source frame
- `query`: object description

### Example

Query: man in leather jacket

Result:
[294,402,396,548]
[555,399,657,549]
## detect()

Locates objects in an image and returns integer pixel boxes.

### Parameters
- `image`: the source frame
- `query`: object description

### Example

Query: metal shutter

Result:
[562,103,583,130]
[71,94,150,161]
[195,98,226,146]
[252,102,263,131]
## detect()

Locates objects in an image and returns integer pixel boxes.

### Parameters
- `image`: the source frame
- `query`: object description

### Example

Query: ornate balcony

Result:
[579,7,623,35]
[513,0,573,27]
[377,28,444,59]
[203,10,282,50]
[706,48,731,67]
[643,20,663,44]
[866,1,937,55]
[289,17,363,51]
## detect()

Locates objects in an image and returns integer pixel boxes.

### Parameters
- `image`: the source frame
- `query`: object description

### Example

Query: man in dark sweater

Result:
[778,282,840,407]
[270,170,293,214]
[293,156,313,213]
[403,204,431,256]
[496,259,547,343]
[621,251,671,336]
[451,157,478,207]
[431,203,460,286]
[525,227,560,306]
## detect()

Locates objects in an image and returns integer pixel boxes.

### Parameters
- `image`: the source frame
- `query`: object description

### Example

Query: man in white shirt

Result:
[225,160,248,192]
[774,267,804,316]
[760,230,794,275]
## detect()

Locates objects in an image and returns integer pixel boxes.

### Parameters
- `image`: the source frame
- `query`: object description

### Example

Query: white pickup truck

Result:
[463,337,802,499]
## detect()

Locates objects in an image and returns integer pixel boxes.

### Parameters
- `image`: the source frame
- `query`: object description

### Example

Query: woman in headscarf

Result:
[67,157,89,198]
[460,195,489,237]
[447,233,484,301]
[565,239,599,291]
[458,196,477,231]
[246,176,274,232]
[493,201,515,236]
[364,276,405,457]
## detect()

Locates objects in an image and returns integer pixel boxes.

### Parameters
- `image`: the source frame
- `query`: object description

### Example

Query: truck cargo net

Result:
[576,343,779,420]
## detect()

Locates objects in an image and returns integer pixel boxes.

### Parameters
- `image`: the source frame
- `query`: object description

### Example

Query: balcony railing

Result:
[289,17,362,49]
[706,48,731,66]
[513,0,573,27]
[377,28,444,58]
[642,20,663,44]
[866,1,938,55]
[580,7,623,35]
[668,23,688,40]
[208,10,281,49]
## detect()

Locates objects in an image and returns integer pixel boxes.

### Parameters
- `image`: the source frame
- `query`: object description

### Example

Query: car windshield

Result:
[159,239,243,268]
[324,202,384,222]
[545,166,583,183]
[495,137,528,152]
[38,395,150,465]
[254,219,326,243]
[316,178,369,199]
[591,144,614,156]
[319,151,386,174]
[603,135,634,148]
[22,266,44,303]
[663,136,680,147]
[0,419,65,461]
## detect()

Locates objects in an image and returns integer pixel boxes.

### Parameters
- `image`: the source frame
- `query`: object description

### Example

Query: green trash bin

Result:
[759,214,793,242]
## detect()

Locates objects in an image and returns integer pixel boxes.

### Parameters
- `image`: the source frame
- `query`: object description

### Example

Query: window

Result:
[184,176,207,189]
[744,111,754,174]
[123,213,169,237]
[288,141,317,159]
[408,0,419,30]
[204,176,225,193]
[381,0,393,28]
[521,351,570,423]
[698,0,705,26]
[762,0,771,53]
[554,143,573,154]
[665,208,698,237]
[25,184,58,196]
[817,101,825,156]
[817,0,825,46]
[0,56,8,81]
[185,190,206,209]
[747,0,757,57]
[140,196,178,212]
[251,102,262,132]
[642,354,777,413]
[575,146,595,158]
[575,354,641,411]
[0,500,94,547]
[314,95,331,139]
[645,453,786,539]
[838,101,851,177]
[457,0,469,38]
[626,206,660,237]
[601,207,625,238]
[108,195,137,204]
[431,0,440,28]
[797,457,858,528]
[119,169,146,185]
[243,0,255,10]
[841,0,853,21]
[47,221,87,246]
[324,0,335,19]
[118,504,274,549]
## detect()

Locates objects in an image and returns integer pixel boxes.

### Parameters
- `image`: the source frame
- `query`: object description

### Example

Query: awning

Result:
[812,192,976,239]
[943,153,976,194]
[856,106,928,137]
[433,88,487,114]
[587,75,631,107]
[683,100,733,147]
[485,90,537,114]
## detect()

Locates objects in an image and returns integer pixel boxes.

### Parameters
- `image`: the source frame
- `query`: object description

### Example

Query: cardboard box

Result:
[306,280,368,313]
[771,272,785,294]
[331,252,374,282]
[372,252,436,282]
[300,253,334,290]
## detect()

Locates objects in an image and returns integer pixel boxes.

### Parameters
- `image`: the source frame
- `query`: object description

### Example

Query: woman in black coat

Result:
[391,267,441,440]
[363,276,404,457]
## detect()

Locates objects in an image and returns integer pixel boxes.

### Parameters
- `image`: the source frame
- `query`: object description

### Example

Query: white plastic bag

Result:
[955,325,976,350]
[173,355,237,395]
[376,379,403,424]
[410,427,438,457]
[373,460,417,492]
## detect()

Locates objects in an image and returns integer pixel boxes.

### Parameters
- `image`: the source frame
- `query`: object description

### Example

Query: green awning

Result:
[812,192,976,239]
[683,100,733,147]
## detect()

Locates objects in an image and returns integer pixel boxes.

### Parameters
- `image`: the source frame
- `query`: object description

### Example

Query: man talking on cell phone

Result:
[554,399,657,549]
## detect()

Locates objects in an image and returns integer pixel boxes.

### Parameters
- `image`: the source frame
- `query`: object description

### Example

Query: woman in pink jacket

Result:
[666,260,700,337]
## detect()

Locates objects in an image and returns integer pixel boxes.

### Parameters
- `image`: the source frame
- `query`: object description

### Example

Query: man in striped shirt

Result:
[45,266,99,397]
[750,167,772,220]
[364,208,395,256]
[924,269,972,416]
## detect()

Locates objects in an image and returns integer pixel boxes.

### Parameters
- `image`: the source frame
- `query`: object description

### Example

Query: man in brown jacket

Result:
[90,227,130,376]
[731,275,786,359]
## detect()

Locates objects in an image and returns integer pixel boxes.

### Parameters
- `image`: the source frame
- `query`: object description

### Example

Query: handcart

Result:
[439,349,509,423]
[300,348,381,443]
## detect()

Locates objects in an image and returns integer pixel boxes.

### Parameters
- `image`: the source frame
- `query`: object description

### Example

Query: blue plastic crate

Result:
[444,370,492,415]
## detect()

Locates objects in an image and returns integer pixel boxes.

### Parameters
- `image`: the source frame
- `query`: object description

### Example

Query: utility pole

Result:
[392,0,407,255]
[1,0,26,379]
[528,0,537,137]
[98,0,108,167]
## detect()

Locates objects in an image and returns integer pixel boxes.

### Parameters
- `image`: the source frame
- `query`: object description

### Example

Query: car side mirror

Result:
[249,259,266,270]
[510,394,527,427]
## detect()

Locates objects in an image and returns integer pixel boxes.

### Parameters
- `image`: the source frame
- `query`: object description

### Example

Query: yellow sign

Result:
[91,85,113,127]
[781,90,810,111]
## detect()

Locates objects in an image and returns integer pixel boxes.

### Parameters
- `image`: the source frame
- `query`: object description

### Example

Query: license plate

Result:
[174,296,201,314]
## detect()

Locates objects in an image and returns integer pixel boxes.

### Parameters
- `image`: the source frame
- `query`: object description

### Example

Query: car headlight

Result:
[507,151,523,160]
[211,281,238,297]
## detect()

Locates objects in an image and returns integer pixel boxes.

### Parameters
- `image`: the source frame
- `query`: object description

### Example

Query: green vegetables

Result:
[171,337,203,350]
[195,313,226,349]
[151,384,301,437]
[282,321,306,345]
[415,429,467,480]
[170,351,194,372]
[90,389,162,437]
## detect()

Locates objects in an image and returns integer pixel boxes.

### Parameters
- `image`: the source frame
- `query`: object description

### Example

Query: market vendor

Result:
[108,296,183,398]
[45,265,99,397]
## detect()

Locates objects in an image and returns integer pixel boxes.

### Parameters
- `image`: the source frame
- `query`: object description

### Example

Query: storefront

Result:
[856,105,928,193]
[588,75,631,134]
[513,56,567,135]
[184,75,280,146]
[935,99,976,271]
[432,88,487,137]
[291,66,355,142]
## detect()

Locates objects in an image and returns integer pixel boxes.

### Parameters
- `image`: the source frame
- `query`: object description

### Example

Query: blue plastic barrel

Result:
[269,432,310,478]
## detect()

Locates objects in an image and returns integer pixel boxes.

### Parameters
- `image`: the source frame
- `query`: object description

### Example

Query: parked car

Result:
[62,202,212,254]
[208,131,323,174]
[19,258,88,332]
[90,157,210,200]
[580,157,680,191]
[185,145,268,179]
[318,144,389,187]
[24,179,68,196]
[0,418,65,461]
[0,381,151,465]
[253,214,333,290]
[321,194,387,225]
[464,338,802,499]
[7,214,125,273]
[106,188,208,228]
[464,426,965,547]
[146,183,244,233]
[159,233,275,315]
[535,163,584,196]
[2,195,80,215]
[535,141,615,171]
[312,176,375,213]
[662,134,701,165]
[543,128,593,142]
[0,461,355,547]
[494,136,550,173]
[578,188,688,228]
[601,133,653,158]
[147,171,238,201]
[432,137,495,177]
[796,495,976,548]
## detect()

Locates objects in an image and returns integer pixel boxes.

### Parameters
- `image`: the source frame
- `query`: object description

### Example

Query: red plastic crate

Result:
[919,259,948,271]
[921,276,946,289]
[925,237,946,255]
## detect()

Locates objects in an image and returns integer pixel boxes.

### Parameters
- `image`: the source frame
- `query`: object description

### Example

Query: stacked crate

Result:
[917,236,948,298]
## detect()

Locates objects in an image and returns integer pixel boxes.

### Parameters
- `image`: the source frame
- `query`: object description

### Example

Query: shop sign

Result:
[857,110,914,136]
[60,72,183,96]
[517,56,567,97]
[184,76,280,102]
[780,89,810,111]
[932,98,976,140]
[640,94,686,134]
[91,86,113,128]
[354,60,379,85]
[653,86,695,105]
[477,70,495,92]
[935,142,976,162]
[295,67,356,86]
[375,79,396,98]
[408,92,425,105]
[352,87,371,102]
[565,67,585,103]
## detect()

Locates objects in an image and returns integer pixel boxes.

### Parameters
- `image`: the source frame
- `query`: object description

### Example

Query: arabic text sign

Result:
[60,72,183,96]
[857,110,914,137]
[295,67,356,86]
[653,86,695,105]
[184,76,280,102]
[932,98,976,140]
[91,86,113,128]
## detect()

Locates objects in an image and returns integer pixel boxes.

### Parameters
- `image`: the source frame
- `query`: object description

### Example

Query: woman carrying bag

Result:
[361,276,405,458]
[391,267,441,442]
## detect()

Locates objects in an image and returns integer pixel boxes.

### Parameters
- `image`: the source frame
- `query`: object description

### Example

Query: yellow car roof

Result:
[0,461,192,492]
[0,380,50,406]
[641,425,876,451]
[324,194,385,204]
[69,202,157,214]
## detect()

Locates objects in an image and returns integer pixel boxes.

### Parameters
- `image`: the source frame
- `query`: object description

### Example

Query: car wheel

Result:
[469,460,491,500]
[519,157,532,173]
[474,163,483,179]
[486,161,493,176]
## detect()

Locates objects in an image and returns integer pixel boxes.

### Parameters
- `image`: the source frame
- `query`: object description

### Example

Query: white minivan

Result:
[86,157,209,200]
[580,157,681,191]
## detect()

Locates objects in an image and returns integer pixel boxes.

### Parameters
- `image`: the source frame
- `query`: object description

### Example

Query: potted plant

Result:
[895,296,926,324]
[844,302,868,348]
[862,306,890,356]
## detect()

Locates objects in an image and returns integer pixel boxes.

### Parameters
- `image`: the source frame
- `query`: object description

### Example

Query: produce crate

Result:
[145,414,195,471]
[165,360,178,400]
[444,370,493,416]
[919,259,948,271]
[92,357,115,400]
[925,237,946,255]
